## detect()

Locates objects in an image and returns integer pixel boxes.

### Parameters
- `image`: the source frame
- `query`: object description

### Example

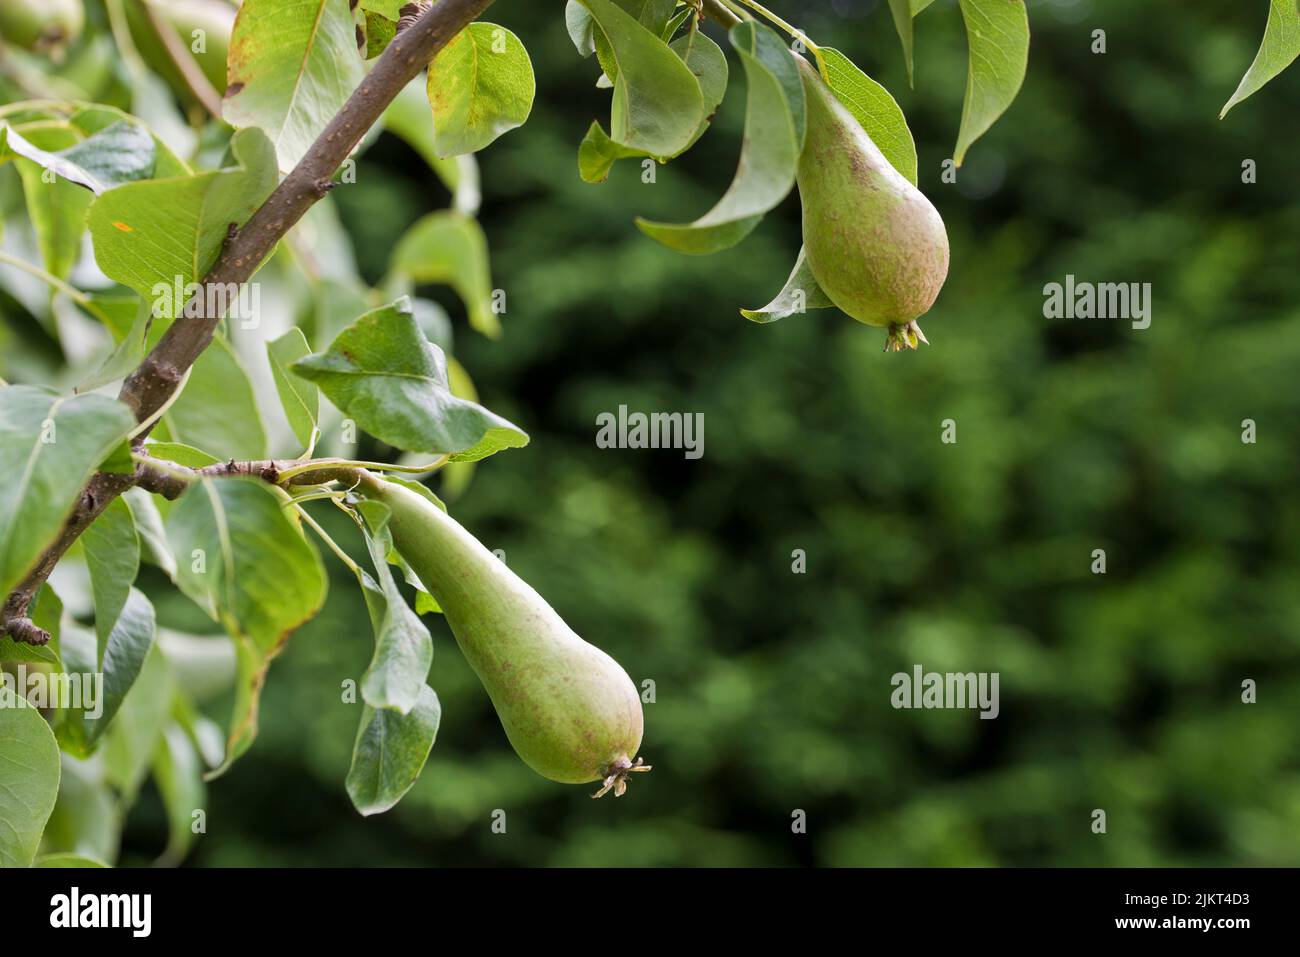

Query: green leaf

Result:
[364,12,397,60]
[152,722,205,864]
[577,120,645,184]
[577,25,727,184]
[267,328,320,449]
[224,0,367,172]
[0,687,61,868]
[39,754,117,865]
[821,47,918,185]
[166,478,327,774]
[353,499,433,713]
[35,853,110,868]
[741,246,835,323]
[160,335,268,461]
[346,684,441,816]
[291,299,528,461]
[953,0,1029,166]
[671,25,729,145]
[383,80,483,216]
[1221,0,1300,118]
[886,0,915,86]
[55,591,157,757]
[9,124,91,283]
[124,487,177,581]
[0,120,157,194]
[82,497,140,651]
[911,0,938,13]
[425,22,536,158]
[578,0,705,157]
[636,22,804,255]
[593,0,679,83]
[0,386,135,600]
[566,0,597,57]
[87,128,278,311]
[100,641,172,800]
[360,0,405,17]
[389,211,498,338]
[0,585,63,667]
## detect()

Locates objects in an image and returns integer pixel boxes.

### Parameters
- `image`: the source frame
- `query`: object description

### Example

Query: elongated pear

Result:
[796,58,949,351]
[364,475,648,797]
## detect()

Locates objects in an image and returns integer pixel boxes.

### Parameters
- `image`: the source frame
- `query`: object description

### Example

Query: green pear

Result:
[0,0,83,55]
[796,58,950,351]
[363,475,649,797]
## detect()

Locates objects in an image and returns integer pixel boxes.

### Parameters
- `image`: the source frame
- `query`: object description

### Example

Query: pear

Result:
[363,476,649,797]
[0,0,83,56]
[796,58,950,351]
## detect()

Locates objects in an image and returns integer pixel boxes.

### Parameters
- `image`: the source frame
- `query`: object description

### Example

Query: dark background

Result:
[10,0,1300,866]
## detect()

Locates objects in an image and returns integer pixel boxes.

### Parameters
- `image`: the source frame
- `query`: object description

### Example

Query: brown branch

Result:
[1,0,494,644]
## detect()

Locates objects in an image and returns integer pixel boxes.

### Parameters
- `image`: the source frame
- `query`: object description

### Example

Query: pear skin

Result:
[366,476,648,796]
[796,58,950,349]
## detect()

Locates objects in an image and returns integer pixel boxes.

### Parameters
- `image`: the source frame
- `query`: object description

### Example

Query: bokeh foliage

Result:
[6,0,1300,866]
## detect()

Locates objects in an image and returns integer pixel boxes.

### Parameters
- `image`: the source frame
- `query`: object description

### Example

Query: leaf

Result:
[577,25,727,184]
[0,686,61,868]
[55,589,158,755]
[165,478,327,774]
[821,47,918,185]
[9,124,91,283]
[365,12,397,59]
[1221,0,1300,118]
[35,853,110,868]
[267,328,320,449]
[384,80,483,216]
[0,386,135,600]
[636,22,804,255]
[40,754,119,865]
[912,0,939,13]
[160,335,269,461]
[124,487,177,581]
[152,723,205,864]
[346,684,441,816]
[82,497,140,651]
[353,499,433,713]
[0,120,157,194]
[593,0,679,83]
[741,246,836,323]
[291,299,528,461]
[953,0,1029,166]
[224,0,367,172]
[577,120,645,184]
[566,0,597,57]
[886,0,915,86]
[578,0,705,157]
[87,128,279,311]
[100,641,172,800]
[425,22,536,158]
[389,211,498,337]
[671,25,729,145]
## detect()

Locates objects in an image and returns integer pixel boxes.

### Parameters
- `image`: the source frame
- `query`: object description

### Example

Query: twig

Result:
[1,0,496,643]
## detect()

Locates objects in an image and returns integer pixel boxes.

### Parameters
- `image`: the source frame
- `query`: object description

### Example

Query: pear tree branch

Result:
[1,0,495,644]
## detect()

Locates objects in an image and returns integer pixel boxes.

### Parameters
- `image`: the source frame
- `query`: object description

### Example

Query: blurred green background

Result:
[6,0,1300,866]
